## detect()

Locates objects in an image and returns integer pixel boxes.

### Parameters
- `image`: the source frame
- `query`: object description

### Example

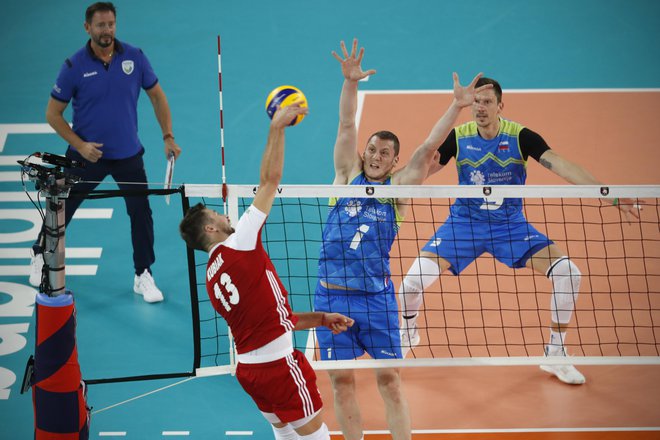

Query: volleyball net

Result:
[182,184,660,376]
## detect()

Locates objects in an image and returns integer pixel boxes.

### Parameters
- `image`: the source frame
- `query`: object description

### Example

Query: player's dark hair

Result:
[476,77,502,103]
[179,203,211,251]
[85,2,116,23]
[368,130,400,156]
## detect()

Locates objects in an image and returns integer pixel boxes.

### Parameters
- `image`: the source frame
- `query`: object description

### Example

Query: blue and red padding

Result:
[32,292,89,439]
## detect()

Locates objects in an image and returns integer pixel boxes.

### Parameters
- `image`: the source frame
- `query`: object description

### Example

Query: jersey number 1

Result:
[349,224,370,250]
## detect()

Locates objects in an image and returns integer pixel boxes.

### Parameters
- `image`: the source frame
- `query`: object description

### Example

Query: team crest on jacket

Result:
[122,60,134,75]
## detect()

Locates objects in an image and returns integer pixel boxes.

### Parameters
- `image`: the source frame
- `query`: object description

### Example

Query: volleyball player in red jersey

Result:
[180,101,353,440]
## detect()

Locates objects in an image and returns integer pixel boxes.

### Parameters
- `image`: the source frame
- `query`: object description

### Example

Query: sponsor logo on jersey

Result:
[83,71,98,78]
[488,170,513,183]
[469,170,486,185]
[466,145,481,151]
[344,199,362,217]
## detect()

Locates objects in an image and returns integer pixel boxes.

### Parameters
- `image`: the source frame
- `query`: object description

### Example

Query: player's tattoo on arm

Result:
[540,157,553,170]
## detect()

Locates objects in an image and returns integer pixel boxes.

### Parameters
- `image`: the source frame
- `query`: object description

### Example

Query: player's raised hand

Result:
[332,38,376,82]
[615,197,645,224]
[271,100,309,128]
[453,72,493,108]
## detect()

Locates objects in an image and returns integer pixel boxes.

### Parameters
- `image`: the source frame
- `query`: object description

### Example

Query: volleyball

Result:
[265,85,308,126]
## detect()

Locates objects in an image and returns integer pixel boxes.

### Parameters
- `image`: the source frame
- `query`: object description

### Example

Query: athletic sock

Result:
[547,330,567,355]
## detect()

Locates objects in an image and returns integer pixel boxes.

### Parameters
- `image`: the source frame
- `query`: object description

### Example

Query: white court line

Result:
[0,155,44,166]
[72,208,113,219]
[0,191,38,202]
[331,427,660,434]
[358,88,660,95]
[355,91,366,130]
[92,377,196,415]
[0,248,102,259]
[0,123,57,152]
[0,265,97,276]
[0,171,20,181]
[100,427,660,437]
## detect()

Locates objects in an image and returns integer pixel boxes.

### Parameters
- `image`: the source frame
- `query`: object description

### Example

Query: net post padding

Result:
[184,184,660,376]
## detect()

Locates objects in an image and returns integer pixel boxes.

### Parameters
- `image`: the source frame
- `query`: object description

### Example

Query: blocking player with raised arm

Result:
[314,39,492,440]
[398,77,642,385]
[179,101,354,440]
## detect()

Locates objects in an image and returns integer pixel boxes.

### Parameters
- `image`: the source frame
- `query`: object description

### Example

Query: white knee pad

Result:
[547,257,581,324]
[298,422,330,440]
[398,257,440,317]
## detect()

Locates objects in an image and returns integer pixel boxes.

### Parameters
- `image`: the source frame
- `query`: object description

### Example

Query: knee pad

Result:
[398,257,439,316]
[298,422,329,440]
[547,257,581,324]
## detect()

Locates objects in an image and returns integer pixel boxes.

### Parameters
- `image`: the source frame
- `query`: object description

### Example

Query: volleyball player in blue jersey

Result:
[398,77,641,385]
[314,39,492,440]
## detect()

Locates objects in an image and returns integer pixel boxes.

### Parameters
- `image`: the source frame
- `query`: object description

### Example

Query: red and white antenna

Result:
[217,35,227,212]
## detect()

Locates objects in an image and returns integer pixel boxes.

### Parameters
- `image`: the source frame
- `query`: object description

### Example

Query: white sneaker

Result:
[540,346,586,385]
[133,270,164,303]
[29,251,44,287]
[400,321,420,358]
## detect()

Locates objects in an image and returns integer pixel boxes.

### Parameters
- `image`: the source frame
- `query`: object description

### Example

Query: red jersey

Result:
[205,205,298,354]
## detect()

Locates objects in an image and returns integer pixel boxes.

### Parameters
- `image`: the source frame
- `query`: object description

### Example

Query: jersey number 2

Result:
[213,272,240,312]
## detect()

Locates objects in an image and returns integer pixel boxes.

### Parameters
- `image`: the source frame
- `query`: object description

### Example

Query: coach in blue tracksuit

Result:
[31,2,181,303]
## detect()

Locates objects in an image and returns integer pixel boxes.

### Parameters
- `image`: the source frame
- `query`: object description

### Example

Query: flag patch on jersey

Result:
[498,141,510,152]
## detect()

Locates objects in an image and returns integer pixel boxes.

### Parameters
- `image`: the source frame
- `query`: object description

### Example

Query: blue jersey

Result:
[317,173,402,293]
[452,119,527,222]
[50,40,159,159]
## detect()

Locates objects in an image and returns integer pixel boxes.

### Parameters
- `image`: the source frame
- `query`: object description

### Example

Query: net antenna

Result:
[216,35,236,370]
[217,35,228,213]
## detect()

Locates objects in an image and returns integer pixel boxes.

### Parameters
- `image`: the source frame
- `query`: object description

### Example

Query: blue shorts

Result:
[422,215,553,275]
[314,283,401,360]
